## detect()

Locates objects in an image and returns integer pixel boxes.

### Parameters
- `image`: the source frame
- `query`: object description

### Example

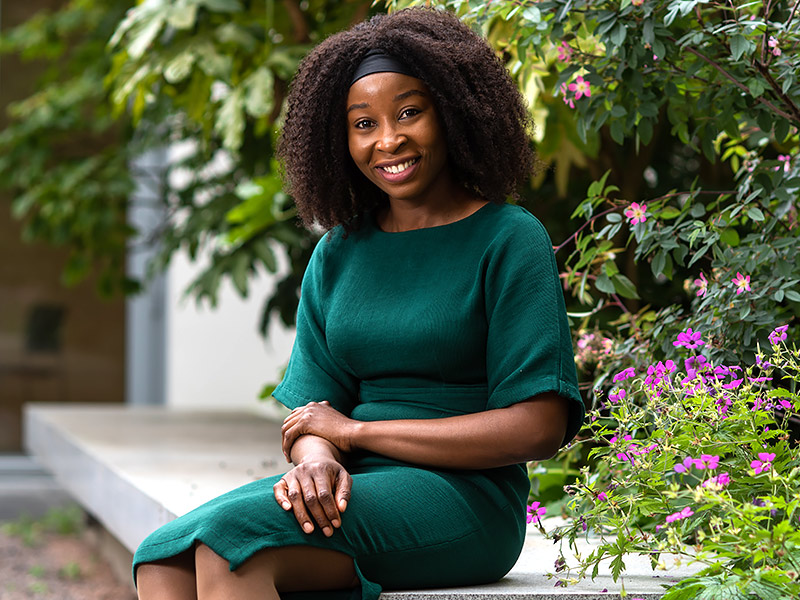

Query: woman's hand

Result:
[281,401,359,461]
[272,455,352,538]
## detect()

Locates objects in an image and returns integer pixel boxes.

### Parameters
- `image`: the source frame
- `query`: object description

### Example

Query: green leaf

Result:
[610,119,625,145]
[215,87,245,151]
[595,273,616,295]
[730,34,748,60]
[719,228,740,246]
[164,51,196,84]
[243,67,274,118]
[786,290,800,302]
[747,206,765,221]
[231,252,250,296]
[612,273,640,298]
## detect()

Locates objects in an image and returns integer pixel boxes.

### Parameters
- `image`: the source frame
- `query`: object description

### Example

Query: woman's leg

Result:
[137,552,198,600]
[195,543,358,600]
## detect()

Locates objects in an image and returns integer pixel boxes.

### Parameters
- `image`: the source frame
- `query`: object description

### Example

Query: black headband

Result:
[350,50,416,86]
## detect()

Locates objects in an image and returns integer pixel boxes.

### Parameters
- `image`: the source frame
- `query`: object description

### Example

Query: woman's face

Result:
[345,72,450,205]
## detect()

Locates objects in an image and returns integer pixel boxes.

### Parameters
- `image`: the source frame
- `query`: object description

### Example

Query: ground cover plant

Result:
[538,327,800,598]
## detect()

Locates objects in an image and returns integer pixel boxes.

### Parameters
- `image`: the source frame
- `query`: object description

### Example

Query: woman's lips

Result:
[375,157,420,183]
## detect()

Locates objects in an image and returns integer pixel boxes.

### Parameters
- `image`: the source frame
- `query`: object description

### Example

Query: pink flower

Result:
[769,324,788,345]
[609,388,626,404]
[597,491,608,502]
[559,83,575,109]
[694,272,708,297]
[673,456,694,473]
[625,202,648,225]
[768,36,781,57]
[665,506,694,523]
[693,454,720,470]
[631,0,644,5]
[751,452,776,475]
[601,338,614,354]
[568,76,591,100]
[777,155,791,172]
[527,501,547,524]
[732,272,751,294]
[557,41,573,62]
[778,399,792,411]
[673,327,704,350]
[613,367,636,382]
[702,472,730,489]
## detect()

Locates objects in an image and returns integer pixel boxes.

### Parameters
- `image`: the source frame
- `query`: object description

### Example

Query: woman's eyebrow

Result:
[347,102,369,114]
[394,89,427,101]
[346,89,428,114]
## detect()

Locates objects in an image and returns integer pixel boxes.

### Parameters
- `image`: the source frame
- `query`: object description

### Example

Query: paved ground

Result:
[0,455,73,521]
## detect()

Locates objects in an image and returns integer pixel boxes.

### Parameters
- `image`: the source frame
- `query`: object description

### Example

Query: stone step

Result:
[24,404,701,599]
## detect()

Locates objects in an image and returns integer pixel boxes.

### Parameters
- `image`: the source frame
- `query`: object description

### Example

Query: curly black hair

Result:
[277,8,535,232]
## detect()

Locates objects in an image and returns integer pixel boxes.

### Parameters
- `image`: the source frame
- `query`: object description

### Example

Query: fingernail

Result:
[303,522,314,533]
[282,502,291,510]
[331,518,340,528]
[323,526,332,537]
[339,500,348,511]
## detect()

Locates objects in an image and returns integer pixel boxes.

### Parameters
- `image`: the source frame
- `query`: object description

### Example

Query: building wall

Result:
[165,252,295,411]
[0,0,125,452]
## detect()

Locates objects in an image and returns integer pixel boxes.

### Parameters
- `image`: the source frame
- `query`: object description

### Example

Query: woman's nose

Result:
[376,126,406,153]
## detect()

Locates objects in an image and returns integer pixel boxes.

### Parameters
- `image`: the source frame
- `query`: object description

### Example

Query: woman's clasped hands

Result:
[273,401,359,538]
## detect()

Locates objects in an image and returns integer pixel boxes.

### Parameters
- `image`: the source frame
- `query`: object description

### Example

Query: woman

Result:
[134,8,584,600]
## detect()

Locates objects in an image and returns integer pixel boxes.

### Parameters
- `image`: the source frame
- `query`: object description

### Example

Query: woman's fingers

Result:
[334,466,352,513]
[272,478,292,511]
[281,476,316,534]
[295,469,336,537]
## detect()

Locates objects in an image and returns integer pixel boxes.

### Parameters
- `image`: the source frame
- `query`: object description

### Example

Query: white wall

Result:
[164,252,295,411]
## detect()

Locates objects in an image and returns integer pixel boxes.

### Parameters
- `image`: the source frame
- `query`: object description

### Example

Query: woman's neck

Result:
[378,188,488,233]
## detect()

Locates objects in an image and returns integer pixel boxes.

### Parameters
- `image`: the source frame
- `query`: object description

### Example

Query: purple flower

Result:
[597,492,608,502]
[693,454,720,470]
[613,367,636,382]
[722,378,743,390]
[702,472,730,489]
[769,324,788,345]
[609,388,626,404]
[674,328,705,350]
[779,399,793,411]
[751,452,776,475]
[527,501,547,524]
[673,456,694,473]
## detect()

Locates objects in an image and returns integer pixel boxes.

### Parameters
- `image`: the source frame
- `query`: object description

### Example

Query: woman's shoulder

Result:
[483,202,553,247]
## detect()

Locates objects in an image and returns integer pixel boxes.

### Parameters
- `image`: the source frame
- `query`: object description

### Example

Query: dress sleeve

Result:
[272,237,359,415]
[484,214,585,446]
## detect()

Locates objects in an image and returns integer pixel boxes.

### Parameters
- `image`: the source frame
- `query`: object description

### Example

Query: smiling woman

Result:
[132,8,585,600]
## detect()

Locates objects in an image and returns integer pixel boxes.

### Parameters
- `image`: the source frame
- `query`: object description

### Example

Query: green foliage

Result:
[1,0,374,330]
[549,333,800,598]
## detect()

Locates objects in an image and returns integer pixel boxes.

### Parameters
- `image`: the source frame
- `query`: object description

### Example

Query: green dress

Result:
[132,202,584,599]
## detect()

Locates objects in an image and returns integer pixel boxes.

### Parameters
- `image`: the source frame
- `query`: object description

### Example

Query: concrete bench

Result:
[24,404,700,599]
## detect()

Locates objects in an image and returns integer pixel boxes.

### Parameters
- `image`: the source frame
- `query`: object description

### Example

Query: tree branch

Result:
[668,37,800,126]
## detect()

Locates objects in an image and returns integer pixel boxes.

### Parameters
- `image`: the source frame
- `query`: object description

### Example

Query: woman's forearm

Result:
[290,433,344,466]
[349,394,568,470]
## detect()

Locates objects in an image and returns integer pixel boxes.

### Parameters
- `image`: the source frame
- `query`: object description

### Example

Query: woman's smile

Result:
[346,72,453,205]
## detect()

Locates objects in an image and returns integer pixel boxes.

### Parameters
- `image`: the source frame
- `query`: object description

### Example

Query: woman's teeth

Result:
[381,159,417,174]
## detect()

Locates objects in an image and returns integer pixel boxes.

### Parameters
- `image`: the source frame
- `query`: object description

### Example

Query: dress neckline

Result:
[371,202,498,235]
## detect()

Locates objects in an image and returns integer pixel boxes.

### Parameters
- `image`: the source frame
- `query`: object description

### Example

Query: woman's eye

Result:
[354,119,373,130]
[399,108,421,120]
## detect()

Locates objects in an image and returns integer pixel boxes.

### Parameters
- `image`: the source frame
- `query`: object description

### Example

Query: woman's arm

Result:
[273,434,352,537]
[281,392,569,470]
